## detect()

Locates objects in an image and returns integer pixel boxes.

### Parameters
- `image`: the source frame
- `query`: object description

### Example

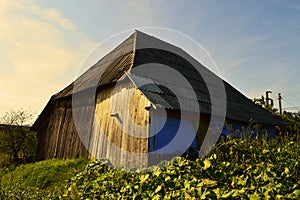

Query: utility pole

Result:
[278,93,283,115]
[266,91,273,107]
[261,95,265,105]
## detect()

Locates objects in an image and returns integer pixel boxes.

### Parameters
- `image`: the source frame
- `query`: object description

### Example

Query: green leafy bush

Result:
[0,136,298,199]
[62,136,300,199]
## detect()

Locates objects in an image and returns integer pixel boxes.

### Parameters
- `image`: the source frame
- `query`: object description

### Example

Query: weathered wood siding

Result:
[36,98,89,160]
[36,78,150,168]
[90,79,150,169]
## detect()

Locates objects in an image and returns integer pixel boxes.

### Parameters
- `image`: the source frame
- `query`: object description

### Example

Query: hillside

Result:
[0,136,299,199]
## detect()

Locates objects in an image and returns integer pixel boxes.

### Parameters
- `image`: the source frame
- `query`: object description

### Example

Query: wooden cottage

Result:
[32,31,281,168]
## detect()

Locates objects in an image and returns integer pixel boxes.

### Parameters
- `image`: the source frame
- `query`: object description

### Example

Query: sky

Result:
[0,0,300,119]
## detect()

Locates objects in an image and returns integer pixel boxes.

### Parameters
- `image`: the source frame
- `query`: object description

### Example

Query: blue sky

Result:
[0,0,299,116]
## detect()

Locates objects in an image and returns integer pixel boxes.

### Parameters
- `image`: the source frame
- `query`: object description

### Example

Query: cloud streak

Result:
[0,0,96,115]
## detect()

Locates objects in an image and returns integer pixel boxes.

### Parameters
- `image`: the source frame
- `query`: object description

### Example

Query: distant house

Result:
[32,31,281,168]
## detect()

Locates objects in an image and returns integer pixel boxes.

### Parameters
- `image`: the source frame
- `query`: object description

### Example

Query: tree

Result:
[279,111,300,140]
[253,96,278,114]
[0,109,37,165]
[253,97,300,141]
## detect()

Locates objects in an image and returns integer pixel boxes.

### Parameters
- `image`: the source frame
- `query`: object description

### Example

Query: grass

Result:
[0,135,299,199]
[0,157,88,199]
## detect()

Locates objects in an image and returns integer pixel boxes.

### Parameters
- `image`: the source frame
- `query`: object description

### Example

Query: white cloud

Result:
[27,2,76,31]
[0,0,24,13]
[0,0,96,115]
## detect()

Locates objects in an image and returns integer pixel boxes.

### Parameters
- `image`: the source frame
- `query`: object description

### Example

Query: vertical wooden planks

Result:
[37,76,151,168]
[92,80,150,169]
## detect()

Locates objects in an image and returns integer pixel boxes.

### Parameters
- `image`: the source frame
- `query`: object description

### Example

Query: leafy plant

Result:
[61,136,300,199]
[0,133,298,199]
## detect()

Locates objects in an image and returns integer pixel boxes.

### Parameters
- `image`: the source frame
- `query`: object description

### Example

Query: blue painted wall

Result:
[148,116,198,155]
[148,115,277,158]
[220,123,276,140]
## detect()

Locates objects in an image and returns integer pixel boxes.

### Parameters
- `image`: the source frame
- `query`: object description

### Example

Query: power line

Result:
[283,96,300,100]
[281,97,300,110]
[282,96,297,108]
[260,91,300,112]
[283,107,300,110]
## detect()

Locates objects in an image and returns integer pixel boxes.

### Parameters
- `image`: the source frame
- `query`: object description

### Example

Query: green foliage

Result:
[253,97,300,140]
[0,136,298,199]
[0,158,88,199]
[278,112,300,139]
[61,137,300,199]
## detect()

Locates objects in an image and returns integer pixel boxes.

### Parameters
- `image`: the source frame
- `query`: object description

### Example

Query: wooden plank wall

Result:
[36,98,90,160]
[90,79,150,169]
[36,79,150,168]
